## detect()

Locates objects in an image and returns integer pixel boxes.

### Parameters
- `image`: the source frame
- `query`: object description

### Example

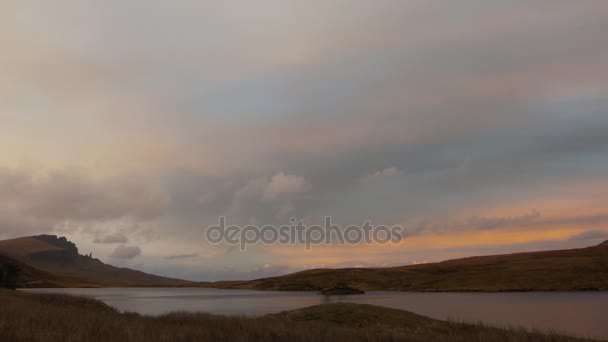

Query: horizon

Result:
[2,1,608,282]
[3,233,608,283]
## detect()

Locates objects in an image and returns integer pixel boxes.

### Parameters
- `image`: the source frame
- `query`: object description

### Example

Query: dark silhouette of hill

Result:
[209,241,608,292]
[0,235,192,287]
[0,254,60,288]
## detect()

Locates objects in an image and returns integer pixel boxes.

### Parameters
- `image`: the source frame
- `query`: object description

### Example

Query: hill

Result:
[0,235,192,287]
[0,290,594,341]
[0,254,62,288]
[3,234,608,291]
[209,241,608,292]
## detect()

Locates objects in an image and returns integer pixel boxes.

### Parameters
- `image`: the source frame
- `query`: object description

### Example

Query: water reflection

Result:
[22,288,608,339]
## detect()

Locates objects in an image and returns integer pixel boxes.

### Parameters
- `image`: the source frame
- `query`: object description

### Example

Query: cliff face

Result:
[34,235,78,254]
[0,235,192,287]
[29,235,78,263]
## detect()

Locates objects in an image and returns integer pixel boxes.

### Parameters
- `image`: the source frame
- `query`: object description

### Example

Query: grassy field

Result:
[209,241,608,292]
[0,289,598,342]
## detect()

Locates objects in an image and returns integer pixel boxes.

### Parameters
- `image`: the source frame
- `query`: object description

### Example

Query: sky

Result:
[1,1,608,281]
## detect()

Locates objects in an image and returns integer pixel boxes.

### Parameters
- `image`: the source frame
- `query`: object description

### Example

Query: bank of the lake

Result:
[2,289,600,342]
[21,287,608,339]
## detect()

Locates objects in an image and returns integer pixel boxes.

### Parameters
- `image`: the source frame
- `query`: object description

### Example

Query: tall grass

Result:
[0,290,597,342]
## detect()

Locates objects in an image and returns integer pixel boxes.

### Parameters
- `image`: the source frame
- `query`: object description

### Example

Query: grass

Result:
[0,237,63,257]
[0,289,599,342]
[208,242,608,292]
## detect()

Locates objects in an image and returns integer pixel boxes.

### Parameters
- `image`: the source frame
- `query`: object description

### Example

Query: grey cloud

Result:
[468,210,541,231]
[540,213,608,227]
[569,230,608,242]
[0,167,170,241]
[163,253,200,260]
[232,172,310,203]
[398,211,608,240]
[227,172,311,222]
[93,233,128,244]
[0,167,168,222]
[261,172,310,202]
[109,245,141,260]
[360,167,402,183]
[0,213,54,240]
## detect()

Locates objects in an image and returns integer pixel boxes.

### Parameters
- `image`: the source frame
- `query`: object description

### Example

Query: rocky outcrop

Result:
[29,235,79,263]
[34,235,78,254]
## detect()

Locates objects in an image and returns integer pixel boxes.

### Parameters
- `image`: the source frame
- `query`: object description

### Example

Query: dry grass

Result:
[0,237,62,258]
[0,290,598,342]
[209,242,608,292]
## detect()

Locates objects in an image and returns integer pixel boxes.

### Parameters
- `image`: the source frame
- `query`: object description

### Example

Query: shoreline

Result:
[2,289,600,341]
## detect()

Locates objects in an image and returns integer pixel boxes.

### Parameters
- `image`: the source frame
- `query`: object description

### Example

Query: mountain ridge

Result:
[2,235,608,290]
[208,240,608,292]
[0,235,193,288]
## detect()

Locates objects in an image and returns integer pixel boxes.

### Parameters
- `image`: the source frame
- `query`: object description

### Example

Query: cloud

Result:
[234,177,269,201]
[229,172,311,220]
[276,203,295,218]
[1,1,608,280]
[109,245,141,259]
[468,210,541,230]
[248,263,290,279]
[411,260,428,265]
[569,230,608,242]
[361,167,402,183]
[261,172,310,202]
[233,172,310,203]
[0,213,52,240]
[163,253,201,260]
[93,233,128,244]
[544,213,608,227]
[0,167,168,223]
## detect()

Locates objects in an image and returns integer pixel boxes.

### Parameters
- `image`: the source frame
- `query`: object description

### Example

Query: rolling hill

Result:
[0,235,193,288]
[2,234,608,291]
[208,241,608,292]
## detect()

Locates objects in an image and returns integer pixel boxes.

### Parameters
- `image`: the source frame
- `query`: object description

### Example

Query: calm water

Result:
[22,288,608,339]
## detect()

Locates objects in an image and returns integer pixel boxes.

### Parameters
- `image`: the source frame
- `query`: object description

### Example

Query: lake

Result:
[21,288,608,339]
